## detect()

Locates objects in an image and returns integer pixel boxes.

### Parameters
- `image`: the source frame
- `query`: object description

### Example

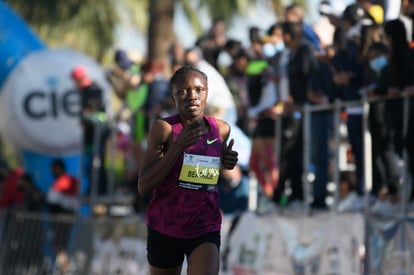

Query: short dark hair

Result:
[21,173,34,183]
[224,39,242,51]
[282,22,303,41]
[170,66,207,87]
[51,158,65,170]
[340,170,356,188]
[249,26,261,43]
[212,17,225,25]
[267,23,283,36]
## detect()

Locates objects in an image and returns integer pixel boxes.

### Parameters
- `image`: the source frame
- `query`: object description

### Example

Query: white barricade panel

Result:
[88,217,149,275]
[222,211,364,275]
[367,216,414,275]
[10,211,414,274]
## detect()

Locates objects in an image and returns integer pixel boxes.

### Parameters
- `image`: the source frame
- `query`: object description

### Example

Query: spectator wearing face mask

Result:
[331,3,368,202]
[362,42,402,213]
[262,23,285,59]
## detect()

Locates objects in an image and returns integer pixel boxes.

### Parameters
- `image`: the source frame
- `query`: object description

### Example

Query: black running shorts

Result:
[146,227,221,268]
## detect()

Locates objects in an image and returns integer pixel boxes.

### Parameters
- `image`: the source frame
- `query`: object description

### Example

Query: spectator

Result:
[316,0,345,49]
[71,65,109,196]
[246,61,279,200]
[340,170,357,199]
[285,3,322,53]
[18,173,44,212]
[0,166,24,209]
[141,59,171,130]
[262,23,285,59]
[0,155,8,180]
[364,42,402,198]
[383,20,411,159]
[218,120,252,214]
[361,42,402,213]
[307,46,335,209]
[46,158,79,274]
[218,164,249,214]
[245,26,265,60]
[224,49,250,134]
[46,159,80,215]
[331,3,367,201]
[196,17,228,69]
[217,39,243,75]
[400,0,414,41]
[0,170,45,273]
[357,0,385,24]
[168,40,186,73]
[383,19,414,203]
[128,60,172,209]
[107,49,141,101]
[272,21,319,207]
[405,93,414,204]
[337,170,365,212]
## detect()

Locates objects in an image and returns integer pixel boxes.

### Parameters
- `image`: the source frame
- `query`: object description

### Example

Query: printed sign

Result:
[0,48,111,155]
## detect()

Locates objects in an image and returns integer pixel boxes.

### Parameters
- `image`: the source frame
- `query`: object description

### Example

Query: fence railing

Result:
[275,95,414,213]
[274,93,413,275]
[0,210,147,275]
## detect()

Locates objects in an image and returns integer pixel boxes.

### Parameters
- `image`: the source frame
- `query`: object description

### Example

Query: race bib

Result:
[178,153,221,191]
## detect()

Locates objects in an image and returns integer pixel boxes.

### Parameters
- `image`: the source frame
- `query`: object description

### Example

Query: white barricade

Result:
[2,210,414,274]
[221,211,364,275]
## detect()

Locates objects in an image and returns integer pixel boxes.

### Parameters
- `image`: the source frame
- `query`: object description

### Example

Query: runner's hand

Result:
[222,139,238,169]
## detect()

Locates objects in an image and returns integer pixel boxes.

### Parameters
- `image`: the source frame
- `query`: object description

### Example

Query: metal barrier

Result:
[0,210,147,275]
[2,95,411,275]
[273,94,412,211]
[0,209,413,274]
[0,210,83,275]
[275,93,413,275]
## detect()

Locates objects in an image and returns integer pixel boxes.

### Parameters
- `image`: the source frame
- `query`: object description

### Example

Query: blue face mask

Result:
[369,55,387,74]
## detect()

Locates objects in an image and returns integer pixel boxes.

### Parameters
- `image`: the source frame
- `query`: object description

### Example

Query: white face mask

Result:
[263,42,285,58]
[369,55,387,74]
[274,42,285,52]
[263,44,276,58]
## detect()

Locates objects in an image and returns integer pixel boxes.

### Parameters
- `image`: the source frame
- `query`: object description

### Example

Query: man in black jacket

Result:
[273,22,319,207]
[71,65,108,196]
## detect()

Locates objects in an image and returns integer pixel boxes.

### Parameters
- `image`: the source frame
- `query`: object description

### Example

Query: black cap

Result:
[114,49,133,70]
[342,4,368,25]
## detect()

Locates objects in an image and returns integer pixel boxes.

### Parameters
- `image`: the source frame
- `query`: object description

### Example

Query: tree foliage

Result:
[5,0,307,63]
[6,0,117,61]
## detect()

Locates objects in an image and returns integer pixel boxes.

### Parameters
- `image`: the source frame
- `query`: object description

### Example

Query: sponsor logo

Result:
[206,138,218,145]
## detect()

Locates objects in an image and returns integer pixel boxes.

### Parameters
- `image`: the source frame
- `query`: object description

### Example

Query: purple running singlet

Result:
[146,115,223,239]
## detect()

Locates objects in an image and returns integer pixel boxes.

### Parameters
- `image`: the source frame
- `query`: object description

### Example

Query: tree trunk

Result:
[148,0,175,73]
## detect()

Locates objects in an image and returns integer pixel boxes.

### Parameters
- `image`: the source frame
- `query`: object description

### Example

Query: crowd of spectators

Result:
[1,2,414,273]
[104,0,414,214]
[2,0,414,217]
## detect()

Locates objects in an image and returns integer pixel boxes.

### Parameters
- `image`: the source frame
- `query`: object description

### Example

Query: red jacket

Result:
[51,174,79,196]
[0,168,24,208]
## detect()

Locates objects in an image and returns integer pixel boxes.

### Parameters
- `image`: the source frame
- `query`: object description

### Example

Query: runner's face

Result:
[172,71,208,120]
